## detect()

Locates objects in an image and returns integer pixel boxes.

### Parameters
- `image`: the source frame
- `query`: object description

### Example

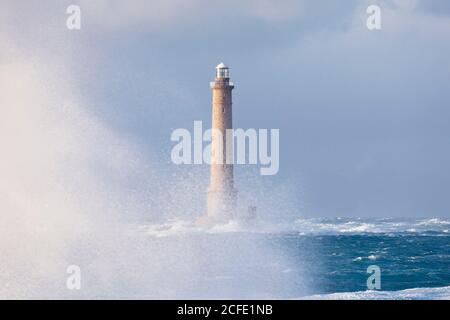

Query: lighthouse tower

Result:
[207,63,237,222]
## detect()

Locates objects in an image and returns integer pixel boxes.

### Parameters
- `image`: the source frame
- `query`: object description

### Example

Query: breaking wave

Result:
[304,285,450,300]
[137,217,450,238]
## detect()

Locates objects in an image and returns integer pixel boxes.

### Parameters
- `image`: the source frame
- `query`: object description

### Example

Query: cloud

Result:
[0,0,304,37]
[417,0,450,16]
[78,0,304,29]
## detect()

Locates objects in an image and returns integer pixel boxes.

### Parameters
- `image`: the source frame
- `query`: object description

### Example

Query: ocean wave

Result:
[136,219,244,238]
[353,255,378,262]
[136,217,450,238]
[303,285,450,300]
[417,218,450,226]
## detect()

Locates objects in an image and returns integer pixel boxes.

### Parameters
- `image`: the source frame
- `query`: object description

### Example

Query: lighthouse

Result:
[206,63,237,222]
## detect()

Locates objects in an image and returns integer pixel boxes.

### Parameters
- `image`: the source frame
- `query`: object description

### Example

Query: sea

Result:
[137,217,450,300]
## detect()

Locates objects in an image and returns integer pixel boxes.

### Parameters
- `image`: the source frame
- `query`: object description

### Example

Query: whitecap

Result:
[302,286,450,300]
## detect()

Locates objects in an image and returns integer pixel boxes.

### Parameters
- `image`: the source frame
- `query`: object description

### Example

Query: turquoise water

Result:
[277,232,450,295]
[266,218,450,297]
[139,217,450,299]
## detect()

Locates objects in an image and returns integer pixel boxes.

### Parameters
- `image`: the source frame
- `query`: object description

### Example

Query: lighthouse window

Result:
[222,107,225,113]
[216,68,229,78]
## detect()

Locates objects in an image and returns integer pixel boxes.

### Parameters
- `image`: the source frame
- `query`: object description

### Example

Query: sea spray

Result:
[0,40,305,299]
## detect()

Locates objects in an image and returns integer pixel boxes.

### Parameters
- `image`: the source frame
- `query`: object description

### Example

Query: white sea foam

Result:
[417,218,450,226]
[303,286,450,300]
[137,217,450,238]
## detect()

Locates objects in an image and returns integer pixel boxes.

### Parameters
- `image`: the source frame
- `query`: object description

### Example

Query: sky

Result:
[1,0,450,218]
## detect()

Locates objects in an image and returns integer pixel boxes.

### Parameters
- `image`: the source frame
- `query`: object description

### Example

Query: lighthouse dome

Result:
[216,62,228,69]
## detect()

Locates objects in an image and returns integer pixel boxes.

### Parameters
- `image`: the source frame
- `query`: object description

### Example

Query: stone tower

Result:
[207,63,237,222]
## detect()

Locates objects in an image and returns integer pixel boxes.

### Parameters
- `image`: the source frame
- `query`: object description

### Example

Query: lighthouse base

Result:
[201,188,238,225]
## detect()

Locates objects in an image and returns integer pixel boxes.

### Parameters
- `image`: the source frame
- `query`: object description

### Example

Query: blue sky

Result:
[2,0,450,218]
